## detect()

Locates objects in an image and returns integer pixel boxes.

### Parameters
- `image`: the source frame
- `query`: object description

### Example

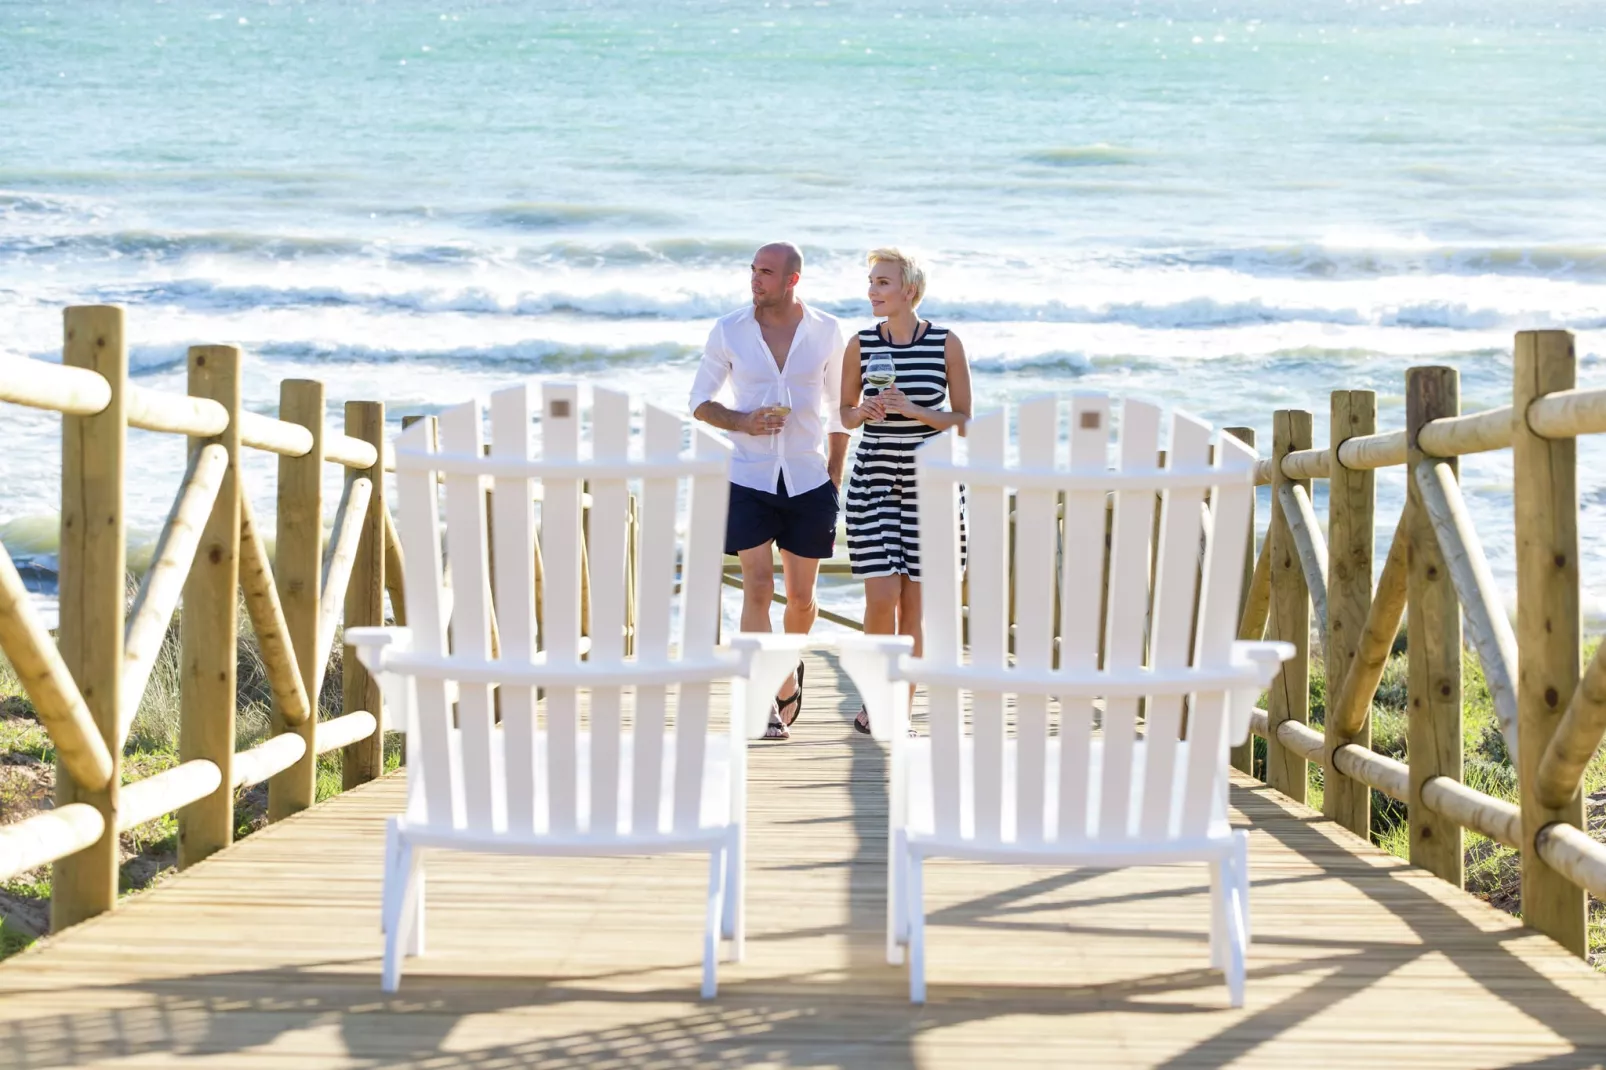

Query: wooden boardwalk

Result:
[3,651,1606,1068]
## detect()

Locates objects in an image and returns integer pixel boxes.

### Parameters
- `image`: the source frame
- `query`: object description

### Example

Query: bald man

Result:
[689,243,848,740]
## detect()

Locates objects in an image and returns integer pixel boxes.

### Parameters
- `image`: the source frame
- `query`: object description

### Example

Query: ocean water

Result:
[2,0,1605,626]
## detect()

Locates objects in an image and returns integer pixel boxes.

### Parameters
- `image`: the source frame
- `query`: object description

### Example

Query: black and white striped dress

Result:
[845,322,967,580]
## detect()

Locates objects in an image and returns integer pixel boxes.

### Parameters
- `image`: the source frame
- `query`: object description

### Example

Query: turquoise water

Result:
[2,0,1604,614]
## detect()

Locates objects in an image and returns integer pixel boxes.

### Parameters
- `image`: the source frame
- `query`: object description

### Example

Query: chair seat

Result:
[904,737,1231,849]
[403,729,733,841]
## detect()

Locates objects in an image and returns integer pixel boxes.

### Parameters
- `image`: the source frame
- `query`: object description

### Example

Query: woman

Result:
[839,248,971,734]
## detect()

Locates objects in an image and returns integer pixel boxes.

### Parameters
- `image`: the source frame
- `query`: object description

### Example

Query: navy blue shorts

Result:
[725,476,839,559]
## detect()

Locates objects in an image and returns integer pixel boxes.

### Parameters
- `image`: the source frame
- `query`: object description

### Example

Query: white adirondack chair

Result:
[348,384,805,997]
[836,394,1293,1006]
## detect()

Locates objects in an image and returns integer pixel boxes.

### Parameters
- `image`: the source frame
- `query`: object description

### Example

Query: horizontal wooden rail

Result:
[0,544,114,791]
[1251,385,1606,486]
[1337,429,1408,472]
[1421,777,1521,850]
[1417,406,1512,458]
[1252,712,1520,849]
[0,356,380,468]
[118,759,222,832]
[0,804,106,883]
[233,733,309,789]
[1534,822,1606,901]
[315,711,378,755]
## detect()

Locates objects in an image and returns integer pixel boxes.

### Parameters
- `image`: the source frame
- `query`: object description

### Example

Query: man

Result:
[690,242,848,740]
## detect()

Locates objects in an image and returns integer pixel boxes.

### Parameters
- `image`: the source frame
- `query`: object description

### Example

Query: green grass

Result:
[0,594,388,960]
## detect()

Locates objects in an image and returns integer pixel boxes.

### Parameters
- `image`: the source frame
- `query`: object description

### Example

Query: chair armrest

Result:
[345,626,413,676]
[1227,640,1296,744]
[727,632,811,740]
[835,633,915,742]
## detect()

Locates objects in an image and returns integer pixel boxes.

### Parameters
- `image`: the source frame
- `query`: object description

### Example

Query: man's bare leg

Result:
[774,549,822,702]
[736,543,777,633]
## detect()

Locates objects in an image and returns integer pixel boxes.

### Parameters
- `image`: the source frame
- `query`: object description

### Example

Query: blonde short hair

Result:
[867,247,927,308]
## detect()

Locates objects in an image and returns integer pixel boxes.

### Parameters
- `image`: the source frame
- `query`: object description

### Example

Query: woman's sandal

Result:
[854,704,918,738]
[763,662,806,741]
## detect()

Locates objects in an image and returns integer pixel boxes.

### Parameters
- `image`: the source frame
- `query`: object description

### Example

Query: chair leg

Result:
[380,821,398,934]
[382,840,422,994]
[1235,830,1252,953]
[409,862,426,958]
[907,849,927,1005]
[887,827,906,966]
[722,826,744,963]
[702,846,725,999]
[1208,857,1226,971]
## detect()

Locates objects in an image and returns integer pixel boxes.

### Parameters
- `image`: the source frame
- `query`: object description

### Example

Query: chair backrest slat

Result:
[1180,433,1257,837]
[540,383,583,834]
[394,419,461,829]
[391,385,737,845]
[1137,412,1211,840]
[1012,397,1059,845]
[440,401,500,832]
[587,388,632,834]
[671,427,729,833]
[916,430,965,840]
[1098,400,1160,841]
[914,394,1257,851]
[631,405,683,836]
[1055,394,1109,844]
[489,385,539,835]
[967,410,1009,845]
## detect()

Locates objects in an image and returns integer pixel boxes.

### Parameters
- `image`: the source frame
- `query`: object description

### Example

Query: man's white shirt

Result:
[688,302,848,495]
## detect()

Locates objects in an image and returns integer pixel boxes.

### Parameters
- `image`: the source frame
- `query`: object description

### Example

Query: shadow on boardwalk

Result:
[3,653,1606,1068]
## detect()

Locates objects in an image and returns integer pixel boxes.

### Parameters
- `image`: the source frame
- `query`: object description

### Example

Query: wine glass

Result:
[864,350,896,424]
[763,380,792,454]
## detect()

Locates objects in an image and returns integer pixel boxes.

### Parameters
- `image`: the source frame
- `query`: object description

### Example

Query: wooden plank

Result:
[1513,329,1588,957]
[1265,409,1311,803]
[51,305,125,931]
[1325,390,1375,840]
[342,401,387,788]
[268,380,324,822]
[1223,426,1258,776]
[177,345,242,869]
[1406,366,1463,887]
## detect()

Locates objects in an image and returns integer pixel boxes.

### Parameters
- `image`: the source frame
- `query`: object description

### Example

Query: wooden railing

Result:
[0,306,633,936]
[1238,328,1606,957]
[0,306,412,931]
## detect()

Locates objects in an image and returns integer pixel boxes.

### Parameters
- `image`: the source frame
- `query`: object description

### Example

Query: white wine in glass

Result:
[764,381,792,454]
[864,351,896,423]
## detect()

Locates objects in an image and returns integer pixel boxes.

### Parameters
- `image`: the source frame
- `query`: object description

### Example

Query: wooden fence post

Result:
[1513,330,1587,956]
[1266,410,1311,802]
[51,305,125,929]
[1406,367,1463,885]
[1325,392,1375,839]
[343,401,386,788]
[269,380,324,820]
[177,346,242,868]
[1224,426,1257,775]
